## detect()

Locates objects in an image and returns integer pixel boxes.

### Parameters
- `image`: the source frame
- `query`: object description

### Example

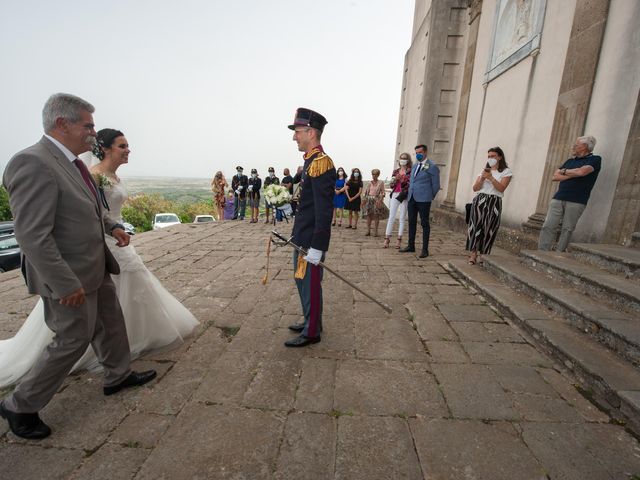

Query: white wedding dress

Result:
[0,179,199,387]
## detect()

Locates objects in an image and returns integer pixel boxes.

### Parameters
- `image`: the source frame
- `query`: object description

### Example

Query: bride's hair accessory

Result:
[92,128,124,160]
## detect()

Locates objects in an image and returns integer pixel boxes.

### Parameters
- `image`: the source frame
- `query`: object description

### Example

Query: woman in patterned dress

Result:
[211,171,228,222]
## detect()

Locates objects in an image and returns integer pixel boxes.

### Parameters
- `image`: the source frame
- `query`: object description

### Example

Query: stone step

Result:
[569,243,640,280]
[520,249,640,314]
[481,251,640,367]
[447,258,640,435]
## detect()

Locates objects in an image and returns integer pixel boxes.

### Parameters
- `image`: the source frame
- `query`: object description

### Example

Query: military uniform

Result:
[231,167,248,220]
[287,108,336,346]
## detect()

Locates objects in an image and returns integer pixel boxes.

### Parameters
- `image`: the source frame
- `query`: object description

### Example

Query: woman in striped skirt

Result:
[467,147,512,265]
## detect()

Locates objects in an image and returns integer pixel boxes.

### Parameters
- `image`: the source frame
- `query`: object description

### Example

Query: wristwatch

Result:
[561,168,567,175]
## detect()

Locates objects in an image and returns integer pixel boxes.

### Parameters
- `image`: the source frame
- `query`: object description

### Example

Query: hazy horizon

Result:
[0,1,414,182]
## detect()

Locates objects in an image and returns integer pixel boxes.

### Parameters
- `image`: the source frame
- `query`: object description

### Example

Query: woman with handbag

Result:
[362,169,388,237]
[383,153,412,248]
[467,147,512,264]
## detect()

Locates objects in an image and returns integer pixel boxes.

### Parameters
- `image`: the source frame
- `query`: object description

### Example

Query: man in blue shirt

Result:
[400,144,441,258]
[538,135,602,251]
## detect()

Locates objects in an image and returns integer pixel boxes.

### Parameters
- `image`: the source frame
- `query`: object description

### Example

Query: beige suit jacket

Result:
[3,136,120,298]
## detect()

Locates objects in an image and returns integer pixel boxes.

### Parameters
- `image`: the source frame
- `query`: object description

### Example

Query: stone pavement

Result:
[1,220,639,479]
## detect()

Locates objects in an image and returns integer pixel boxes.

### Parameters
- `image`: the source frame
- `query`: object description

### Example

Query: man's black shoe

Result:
[0,401,51,439]
[288,323,305,333]
[399,246,415,253]
[284,335,321,348]
[419,250,429,258]
[104,370,157,396]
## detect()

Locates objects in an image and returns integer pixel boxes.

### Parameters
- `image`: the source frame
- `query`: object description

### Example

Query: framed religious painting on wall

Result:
[485,0,547,83]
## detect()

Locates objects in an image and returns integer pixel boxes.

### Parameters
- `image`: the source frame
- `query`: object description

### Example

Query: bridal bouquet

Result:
[263,184,292,207]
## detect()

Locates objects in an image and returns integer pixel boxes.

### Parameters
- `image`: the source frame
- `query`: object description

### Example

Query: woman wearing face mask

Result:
[247,168,262,223]
[383,153,412,248]
[362,169,387,237]
[332,167,348,226]
[467,147,512,265]
[344,168,363,229]
[211,171,228,222]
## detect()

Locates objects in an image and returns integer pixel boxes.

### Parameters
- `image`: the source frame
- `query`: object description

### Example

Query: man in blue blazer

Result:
[400,144,440,258]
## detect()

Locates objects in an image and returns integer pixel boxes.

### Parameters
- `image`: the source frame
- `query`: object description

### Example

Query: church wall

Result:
[396,8,432,168]
[575,0,640,242]
[454,0,577,227]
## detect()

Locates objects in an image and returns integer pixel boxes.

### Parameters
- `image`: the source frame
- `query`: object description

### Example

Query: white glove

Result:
[235,190,240,195]
[238,185,244,190]
[304,247,323,266]
[248,185,253,191]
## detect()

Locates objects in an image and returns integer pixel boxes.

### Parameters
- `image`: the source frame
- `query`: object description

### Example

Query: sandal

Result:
[365,231,371,236]
[468,259,476,265]
[383,237,390,248]
[332,221,336,226]
[395,237,402,249]
[346,225,352,229]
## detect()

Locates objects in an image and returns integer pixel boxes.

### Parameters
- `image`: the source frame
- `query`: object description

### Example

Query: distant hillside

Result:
[122,176,212,203]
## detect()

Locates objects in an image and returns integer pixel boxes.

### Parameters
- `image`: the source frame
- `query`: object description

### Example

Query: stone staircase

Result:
[447,244,640,435]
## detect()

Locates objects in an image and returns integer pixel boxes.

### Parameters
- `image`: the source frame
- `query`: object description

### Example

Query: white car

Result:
[193,215,215,223]
[152,213,181,230]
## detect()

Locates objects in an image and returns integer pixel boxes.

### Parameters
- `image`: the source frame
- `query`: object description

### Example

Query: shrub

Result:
[0,187,11,221]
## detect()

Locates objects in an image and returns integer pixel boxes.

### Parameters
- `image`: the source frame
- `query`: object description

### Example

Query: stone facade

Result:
[397,0,640,246]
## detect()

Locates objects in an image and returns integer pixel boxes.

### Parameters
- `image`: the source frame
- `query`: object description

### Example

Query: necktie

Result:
[73,158,98,201]
[415,162,423,177]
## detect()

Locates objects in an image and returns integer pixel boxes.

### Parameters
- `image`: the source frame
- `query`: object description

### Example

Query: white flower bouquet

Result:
[263,184,292,207]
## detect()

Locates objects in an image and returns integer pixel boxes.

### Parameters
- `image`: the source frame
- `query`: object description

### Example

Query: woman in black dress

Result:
[344,168,363,229]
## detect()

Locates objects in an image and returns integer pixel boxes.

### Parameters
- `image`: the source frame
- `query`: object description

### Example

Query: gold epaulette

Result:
[307,153,334,177]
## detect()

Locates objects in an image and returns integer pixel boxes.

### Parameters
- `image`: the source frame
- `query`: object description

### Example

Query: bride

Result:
[0,128,199,387]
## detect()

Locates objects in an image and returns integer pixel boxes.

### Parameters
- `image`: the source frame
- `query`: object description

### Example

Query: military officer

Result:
[285,108,336,347]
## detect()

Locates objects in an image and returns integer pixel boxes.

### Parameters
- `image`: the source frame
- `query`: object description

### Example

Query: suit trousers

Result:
[407,198,432,252]
[538,199,587,252]
[4,274,131,413]
[233,196,246,219]
[293,250,323,338]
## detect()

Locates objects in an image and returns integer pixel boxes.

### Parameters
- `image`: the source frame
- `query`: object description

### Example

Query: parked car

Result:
[123,222,136,235]
[0,233,20,273]
[0,221,14,235]
[152,213,181,230]
[193,215,215,223]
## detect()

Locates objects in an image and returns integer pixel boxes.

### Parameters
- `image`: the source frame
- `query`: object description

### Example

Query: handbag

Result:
[395,190,407,202]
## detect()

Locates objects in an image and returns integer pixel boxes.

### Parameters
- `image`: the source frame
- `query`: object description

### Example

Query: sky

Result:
[0,0,414,181]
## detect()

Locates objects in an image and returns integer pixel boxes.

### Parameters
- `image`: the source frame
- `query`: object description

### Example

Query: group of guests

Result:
[334,144,441,258]
[332,167,387,237]
[210,167,297,222]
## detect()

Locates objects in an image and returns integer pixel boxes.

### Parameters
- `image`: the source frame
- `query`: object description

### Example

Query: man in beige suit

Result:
[0,93,156,439]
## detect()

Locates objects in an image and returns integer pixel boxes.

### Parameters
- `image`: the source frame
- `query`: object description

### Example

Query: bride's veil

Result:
[78,151,101,168]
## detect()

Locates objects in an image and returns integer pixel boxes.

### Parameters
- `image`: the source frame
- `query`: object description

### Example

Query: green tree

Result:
[121,193,173,232]
[0,186,12,221]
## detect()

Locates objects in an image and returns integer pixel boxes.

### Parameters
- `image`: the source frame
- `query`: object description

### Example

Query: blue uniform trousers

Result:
[293,250,323,338]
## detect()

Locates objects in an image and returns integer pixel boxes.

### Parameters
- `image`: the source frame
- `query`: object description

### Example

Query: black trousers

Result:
[407,198,432,252]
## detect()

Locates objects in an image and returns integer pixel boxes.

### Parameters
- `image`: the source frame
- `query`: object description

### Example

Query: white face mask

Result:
[251,174,257,179]
[269,173,275,177]
[399,159,408,166]
[354,172,360,178]
[487,158,498,167]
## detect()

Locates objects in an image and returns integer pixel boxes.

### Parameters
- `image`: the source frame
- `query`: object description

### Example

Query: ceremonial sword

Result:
[270,230,393,314]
